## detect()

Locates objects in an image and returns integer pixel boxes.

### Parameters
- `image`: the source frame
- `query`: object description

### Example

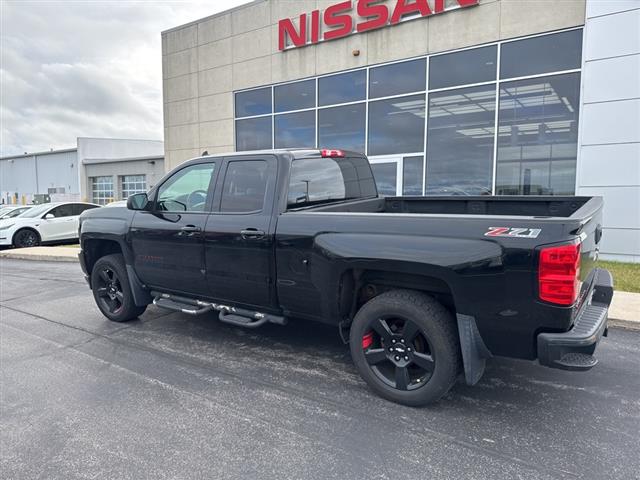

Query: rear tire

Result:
[91,254,146,322]
[350,290,460,407]
[13,228,41,248]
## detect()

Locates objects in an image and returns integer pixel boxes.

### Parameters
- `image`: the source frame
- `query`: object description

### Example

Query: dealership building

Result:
[0,138,164,206]
[161,0,640,262]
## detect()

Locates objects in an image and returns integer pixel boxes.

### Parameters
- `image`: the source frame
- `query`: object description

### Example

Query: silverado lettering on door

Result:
[278,0,479,51]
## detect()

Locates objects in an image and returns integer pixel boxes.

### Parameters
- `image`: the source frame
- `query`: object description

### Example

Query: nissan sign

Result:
[278,0,479,51]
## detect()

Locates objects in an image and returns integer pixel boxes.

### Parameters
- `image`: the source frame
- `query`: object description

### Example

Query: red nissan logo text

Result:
[278,0,479,51]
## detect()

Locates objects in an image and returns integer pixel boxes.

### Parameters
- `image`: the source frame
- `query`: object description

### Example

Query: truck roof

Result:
[182,148,365,166]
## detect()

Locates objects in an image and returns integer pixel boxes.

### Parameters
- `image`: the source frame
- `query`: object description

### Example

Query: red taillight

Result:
[321,149,345,158]
[538,243,581,306]
[362,332,374,349]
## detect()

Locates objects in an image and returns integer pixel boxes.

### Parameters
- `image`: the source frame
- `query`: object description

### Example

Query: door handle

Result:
[180,225,202,235]
[241,228,265,240]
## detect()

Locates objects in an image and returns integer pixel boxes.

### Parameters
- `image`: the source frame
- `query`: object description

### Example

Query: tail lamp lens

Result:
[538,243,581,306]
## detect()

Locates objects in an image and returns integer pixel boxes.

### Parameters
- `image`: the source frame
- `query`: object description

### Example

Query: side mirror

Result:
[44,213,55,219]
[127,193,149,211]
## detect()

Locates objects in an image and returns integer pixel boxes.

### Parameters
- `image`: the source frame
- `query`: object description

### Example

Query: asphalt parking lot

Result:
[1,258,639,480]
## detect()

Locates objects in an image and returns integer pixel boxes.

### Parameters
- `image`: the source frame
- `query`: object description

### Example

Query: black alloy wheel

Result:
[350,290,460,406]
[94,267,125,316]
[362,316,435,391]
[13,229,40,248]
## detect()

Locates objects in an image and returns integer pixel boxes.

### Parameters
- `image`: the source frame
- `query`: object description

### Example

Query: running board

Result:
[151,292,287,328]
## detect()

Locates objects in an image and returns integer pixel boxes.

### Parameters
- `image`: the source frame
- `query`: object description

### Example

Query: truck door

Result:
[204,155,278,310]
[129,161,218,297]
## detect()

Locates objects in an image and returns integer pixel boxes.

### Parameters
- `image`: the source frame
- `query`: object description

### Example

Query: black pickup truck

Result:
[79,149,613,406]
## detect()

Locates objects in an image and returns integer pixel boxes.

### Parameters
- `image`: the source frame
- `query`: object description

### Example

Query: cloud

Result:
[0,0,251,156]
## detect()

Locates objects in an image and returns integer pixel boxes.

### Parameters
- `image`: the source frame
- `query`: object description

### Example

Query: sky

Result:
[0,0,252,156]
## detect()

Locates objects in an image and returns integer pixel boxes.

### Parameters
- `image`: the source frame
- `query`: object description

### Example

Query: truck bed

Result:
[306,196,593,219]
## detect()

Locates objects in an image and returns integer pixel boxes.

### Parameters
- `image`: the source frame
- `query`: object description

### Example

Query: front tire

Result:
[13,228,41,248]
[350,290,460,407]
[91,254,146,322]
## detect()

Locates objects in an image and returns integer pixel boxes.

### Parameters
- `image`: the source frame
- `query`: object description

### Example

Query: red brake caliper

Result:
[362,331,374,349]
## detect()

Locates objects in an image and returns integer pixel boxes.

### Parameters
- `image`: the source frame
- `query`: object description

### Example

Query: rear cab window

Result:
[287,156,377,209]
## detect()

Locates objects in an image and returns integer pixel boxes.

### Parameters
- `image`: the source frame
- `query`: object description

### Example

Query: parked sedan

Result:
[0,205,32,219]
[0,202,100,248]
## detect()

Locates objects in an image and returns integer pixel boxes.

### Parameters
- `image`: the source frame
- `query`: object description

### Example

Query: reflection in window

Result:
[371,163,398,196]
[236,117,272,151]
[369,59,426,99]
[287,157,377,207]
[368,94,426,156]
[429,45,497,89]
[403,156,424,196]
[501,30,583,79]
[274,79,315,112]
[318,103,366,153]
[221,161,268,213]
[319,70,366,106]
[496,73,580,195]
[235,87,272,118]
[426,85,495,195]
[274,111,315,148]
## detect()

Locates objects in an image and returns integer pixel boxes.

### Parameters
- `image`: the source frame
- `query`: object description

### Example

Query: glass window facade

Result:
[275,110,315,148]
[319,70,366,106]
[496,73,581,195]
[426,85,496,195]
[236,117,272,151]
[235,87,272,118]
[318,103,366,153]
[234,28,583,197]
[369,59,427,99]
[368,95,426,156]
[91,176,114,205]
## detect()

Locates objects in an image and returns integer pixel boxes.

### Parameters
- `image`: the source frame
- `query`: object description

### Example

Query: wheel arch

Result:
[83,238,124,275]
[338,266,457,322]
[12,226,41,246]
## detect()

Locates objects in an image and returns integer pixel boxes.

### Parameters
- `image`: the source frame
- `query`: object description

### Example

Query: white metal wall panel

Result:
[579,144,640,187]
[583,54,640,103]
[583,8,640,60]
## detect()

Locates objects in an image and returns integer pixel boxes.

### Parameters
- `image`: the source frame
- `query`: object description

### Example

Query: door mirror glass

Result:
[127,193,149,211]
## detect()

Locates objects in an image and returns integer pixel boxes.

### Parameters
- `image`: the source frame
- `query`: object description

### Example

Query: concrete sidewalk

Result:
[1,245,638,329]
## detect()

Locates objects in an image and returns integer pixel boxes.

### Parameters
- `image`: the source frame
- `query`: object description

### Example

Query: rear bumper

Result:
[537,269,613,371]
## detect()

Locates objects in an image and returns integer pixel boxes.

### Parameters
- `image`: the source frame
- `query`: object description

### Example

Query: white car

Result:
[0,202,101,248]
[0,205,32,219]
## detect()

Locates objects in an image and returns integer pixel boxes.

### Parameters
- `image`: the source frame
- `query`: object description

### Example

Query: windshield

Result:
[287,156,377,208]
[19,204,52,218]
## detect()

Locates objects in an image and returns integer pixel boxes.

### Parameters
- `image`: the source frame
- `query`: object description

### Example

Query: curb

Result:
[608,318,640,332]
[0,253,78,263]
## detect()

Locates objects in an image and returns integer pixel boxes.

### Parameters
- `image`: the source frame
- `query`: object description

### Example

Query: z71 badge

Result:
[484,227,542,239]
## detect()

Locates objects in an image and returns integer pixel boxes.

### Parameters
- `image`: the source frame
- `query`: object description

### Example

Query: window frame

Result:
[212,155,278,216]
[151,160,219,214]
[233,26,584,197]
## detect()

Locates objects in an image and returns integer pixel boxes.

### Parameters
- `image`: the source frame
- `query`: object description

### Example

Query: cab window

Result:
[220,160,268,213]
[156,163,216,212]
[48,204,74,218]
[73,204,100,215]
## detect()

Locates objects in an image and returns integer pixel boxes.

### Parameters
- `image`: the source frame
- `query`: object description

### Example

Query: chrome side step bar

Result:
[151,292,287,328]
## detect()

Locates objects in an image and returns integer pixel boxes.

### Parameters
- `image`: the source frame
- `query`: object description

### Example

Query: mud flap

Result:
[456,314,492,385]
[126,265,152,307]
